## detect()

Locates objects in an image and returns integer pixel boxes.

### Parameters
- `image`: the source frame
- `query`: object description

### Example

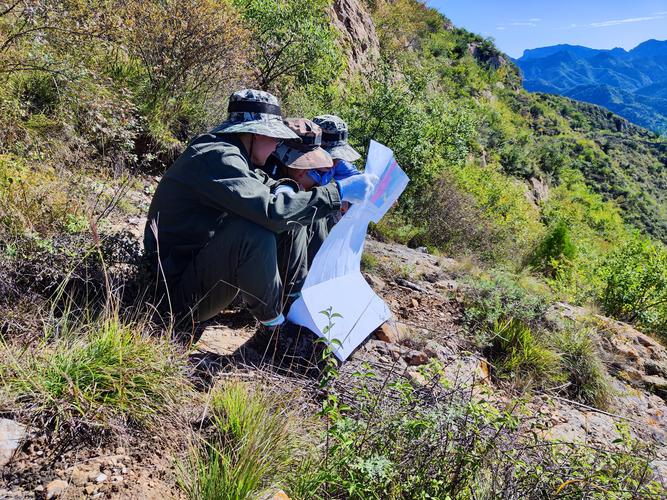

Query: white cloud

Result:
[529,18,542,22]
[509,21,537,27]
[497,26,506,31]
[566,13,666,29]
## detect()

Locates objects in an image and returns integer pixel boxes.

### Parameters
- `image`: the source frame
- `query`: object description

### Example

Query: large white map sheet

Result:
[287,140,409,360]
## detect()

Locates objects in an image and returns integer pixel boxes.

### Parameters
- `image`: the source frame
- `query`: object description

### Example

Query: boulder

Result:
[443,356,489,385]
[651,460,667,488]
[374,320,408,344]
[547,303,667,400]
[407,369,428,386]
[46,480,68,499]
[405,350,428,366]
[260,489,291,500]
[0,418,26,467]
[364,273,386,291]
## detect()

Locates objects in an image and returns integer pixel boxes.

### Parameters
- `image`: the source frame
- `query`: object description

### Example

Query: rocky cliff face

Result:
[329,0,380,73]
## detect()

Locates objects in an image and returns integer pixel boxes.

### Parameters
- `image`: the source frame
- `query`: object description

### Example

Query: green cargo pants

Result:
[307,213,338,266]
[171,215,308,324]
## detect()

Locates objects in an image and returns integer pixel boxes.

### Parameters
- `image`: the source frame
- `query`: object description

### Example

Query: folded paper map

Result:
[288,140,409,360]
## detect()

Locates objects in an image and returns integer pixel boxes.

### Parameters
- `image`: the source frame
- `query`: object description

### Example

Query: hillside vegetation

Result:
[1,0,667,498]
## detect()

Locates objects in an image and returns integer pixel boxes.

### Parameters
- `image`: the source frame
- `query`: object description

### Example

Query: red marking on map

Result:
[370,159,399,207]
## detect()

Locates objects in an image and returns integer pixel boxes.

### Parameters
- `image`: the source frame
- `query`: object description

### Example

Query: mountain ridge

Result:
[516,40,667,133]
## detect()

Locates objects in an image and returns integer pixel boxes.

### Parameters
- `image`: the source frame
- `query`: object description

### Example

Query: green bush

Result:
[462,270,550,331]
[119,0,252,148]
[0,154,83,237]
[232,0,343,94]
[538,169,629,303]
[338,66,476,203]
[412,171,506,260]
[285,363,662,499]
[447,161,544,264]
[531,220,577,278]
[598,236,667,338]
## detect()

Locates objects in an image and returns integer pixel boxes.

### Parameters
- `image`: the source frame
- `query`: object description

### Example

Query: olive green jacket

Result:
[144,133,341,278]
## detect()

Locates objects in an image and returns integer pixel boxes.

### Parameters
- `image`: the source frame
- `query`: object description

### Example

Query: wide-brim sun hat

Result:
[273,118,333,170]
[312,114,361,162]
[211,89,300,140]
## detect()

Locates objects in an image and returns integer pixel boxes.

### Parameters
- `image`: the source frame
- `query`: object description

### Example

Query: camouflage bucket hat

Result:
[273,118,333,170]
[312,114,361,162]
[211,89,300,140]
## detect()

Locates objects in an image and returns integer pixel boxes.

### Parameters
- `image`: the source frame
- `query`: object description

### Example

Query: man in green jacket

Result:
[144,89,376,336]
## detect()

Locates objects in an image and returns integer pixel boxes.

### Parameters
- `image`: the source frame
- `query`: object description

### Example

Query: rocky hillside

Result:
[3,203,667,497]
[1,0,667,498]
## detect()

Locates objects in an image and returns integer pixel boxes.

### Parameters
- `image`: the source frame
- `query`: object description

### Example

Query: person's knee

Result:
[237,218,274,242]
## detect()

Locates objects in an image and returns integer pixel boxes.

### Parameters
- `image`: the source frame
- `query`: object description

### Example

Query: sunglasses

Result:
[306,168,335,185]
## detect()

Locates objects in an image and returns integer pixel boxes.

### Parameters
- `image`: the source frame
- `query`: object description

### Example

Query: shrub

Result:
[360,251,379,272]
[0,310,189,429]
[413,171,508,260]
[539,169,629,303]
[340,69,477,202]
[461,270,549,331]
[285,362,662,498]
[180,381,298,500]
[369,212,425,247]
[0,154,83,237]
[232,0,343,93]
[531,220,577,278]
[598,236,667,338]
[449,161,544,264]
[119,0,252,147]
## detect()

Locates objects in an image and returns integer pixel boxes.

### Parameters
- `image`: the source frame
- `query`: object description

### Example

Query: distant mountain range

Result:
[515,40,667,134]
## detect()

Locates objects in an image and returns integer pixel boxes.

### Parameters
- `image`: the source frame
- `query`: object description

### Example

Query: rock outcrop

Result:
[549,302,667,401]
[329,0,380,73]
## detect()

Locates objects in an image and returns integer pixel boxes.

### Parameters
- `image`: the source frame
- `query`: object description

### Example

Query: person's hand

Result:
[340,201,351,215]
[274,184,297,195]
[336,173,378,204]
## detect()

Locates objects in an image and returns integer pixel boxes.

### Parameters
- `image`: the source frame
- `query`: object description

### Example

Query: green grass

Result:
[360,251,379,272]
[0,311,189,428]
[489,318,564,390]
[551,327,613,409]
[179,381,298,500]
[485,318,613,408]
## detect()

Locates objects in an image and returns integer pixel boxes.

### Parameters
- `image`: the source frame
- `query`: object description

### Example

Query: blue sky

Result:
[427,0,667,58]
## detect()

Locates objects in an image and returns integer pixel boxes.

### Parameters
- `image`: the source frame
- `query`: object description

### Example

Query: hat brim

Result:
[275,145,333,170]
[212,119,300,140]
[324,143,362,162]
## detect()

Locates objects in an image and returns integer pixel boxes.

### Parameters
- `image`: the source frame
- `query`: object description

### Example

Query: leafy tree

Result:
[531,220,576,278]
[340,66,476,198]
[599,236,667,336]
[231,0,343,93]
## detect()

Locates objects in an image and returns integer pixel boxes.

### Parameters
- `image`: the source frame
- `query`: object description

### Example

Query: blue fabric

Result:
[332,159,361,180]
[307,160,360,186]
[261,313,285,327]
[336,173,377,204]
[307,168,335,186]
